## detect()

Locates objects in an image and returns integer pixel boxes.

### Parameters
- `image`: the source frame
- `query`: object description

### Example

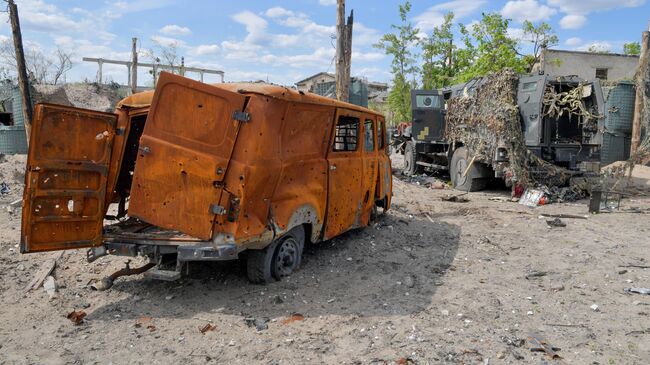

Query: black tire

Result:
[403,141,420,176]
[246,226,305,284]
[449,147,490,192]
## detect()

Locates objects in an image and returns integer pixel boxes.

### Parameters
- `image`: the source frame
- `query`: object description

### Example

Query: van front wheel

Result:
[246,226,305,284]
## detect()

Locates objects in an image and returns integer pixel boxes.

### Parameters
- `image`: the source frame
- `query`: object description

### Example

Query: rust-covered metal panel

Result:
[359,116,380,225]
[21,104,117,253]
[324,109,364,240]
[128,72,248,240]
[376,116,392,209]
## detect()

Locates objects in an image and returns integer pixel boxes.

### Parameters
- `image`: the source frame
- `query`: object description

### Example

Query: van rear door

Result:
[128,72,248,240]
[21,104,118,253]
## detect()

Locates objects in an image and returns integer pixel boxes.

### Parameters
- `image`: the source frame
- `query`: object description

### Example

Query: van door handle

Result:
[330,165,337,171]
[139,146,151,154]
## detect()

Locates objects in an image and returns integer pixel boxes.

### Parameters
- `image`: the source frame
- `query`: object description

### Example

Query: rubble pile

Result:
[33,83,123,112]
[445,69,573,190]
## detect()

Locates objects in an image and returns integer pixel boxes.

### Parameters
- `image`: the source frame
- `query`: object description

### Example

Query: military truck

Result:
[396,73,604,191]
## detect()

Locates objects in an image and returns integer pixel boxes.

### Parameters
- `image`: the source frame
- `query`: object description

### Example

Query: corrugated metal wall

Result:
[601,81,635,165]
[0,87,28,154]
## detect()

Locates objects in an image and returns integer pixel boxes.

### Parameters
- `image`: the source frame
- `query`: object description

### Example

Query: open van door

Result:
[128,72,249,240]
[21,104,118,253]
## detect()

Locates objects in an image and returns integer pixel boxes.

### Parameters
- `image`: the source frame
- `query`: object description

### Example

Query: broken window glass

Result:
[333,116,359,152]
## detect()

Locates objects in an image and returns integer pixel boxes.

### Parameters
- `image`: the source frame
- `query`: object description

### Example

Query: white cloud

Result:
[565,37,582,47]
[261,47,335,68]
[318,0,337,6]
[265,7,295,18]
[547,0,645,15]
[150,35,185,47]
[188,44,220,56]
[415,0,486,32]
[501,0,557,22]
[559,14,587,29]
[160,25,191,36]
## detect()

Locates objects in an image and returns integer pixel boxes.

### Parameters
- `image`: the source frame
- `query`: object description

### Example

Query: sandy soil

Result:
[1,153,649,364]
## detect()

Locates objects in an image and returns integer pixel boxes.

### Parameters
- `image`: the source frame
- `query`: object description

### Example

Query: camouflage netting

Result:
[446,69,574,190]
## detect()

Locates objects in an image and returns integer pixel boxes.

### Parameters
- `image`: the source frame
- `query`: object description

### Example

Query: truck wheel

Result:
[403,141,420,176]
[450,147,489,192]
[246,226,304,284]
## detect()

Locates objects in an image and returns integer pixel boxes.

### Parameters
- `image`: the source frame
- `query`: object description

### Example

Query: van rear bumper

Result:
[87,237,239,263]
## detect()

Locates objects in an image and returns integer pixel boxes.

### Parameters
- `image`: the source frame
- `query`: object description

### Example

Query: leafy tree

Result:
[455,13,525,82]
[623,42,641,55]
[521,20,558,71]
[374,1,419,123]
[421,12,456,89]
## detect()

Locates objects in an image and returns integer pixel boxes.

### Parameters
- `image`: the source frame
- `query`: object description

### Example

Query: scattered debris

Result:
[43,276,57,299]
[619,264,650,269]
[0,182,9,195]
[527,332,562,359]
[441,194,469,203]
[546,218,566,228]
[625,288,650,295]
[24,251,64,292]
[281,313,305,325]
[520,189,547,207]
[539,213,588,220]
[135,316,156,332]
[244,317,269,331]
[525,271,548,279]
[67,310,87,325]
[590,304,600,312]
[90,261,156,291]
[199,323,216,334]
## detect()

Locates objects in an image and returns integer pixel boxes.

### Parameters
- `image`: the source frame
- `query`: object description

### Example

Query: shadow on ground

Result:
[88,212,460,320]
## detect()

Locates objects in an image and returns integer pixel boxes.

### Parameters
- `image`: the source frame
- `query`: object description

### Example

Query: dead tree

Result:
[52,48,73,85]
[631,26,650,157]
[7,0,33,142]
[335,0,353,102]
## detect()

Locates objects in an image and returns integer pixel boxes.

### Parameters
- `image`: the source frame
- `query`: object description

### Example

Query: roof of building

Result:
[546,48,640,59]
[295,72,334,85]
[117,81,381,116]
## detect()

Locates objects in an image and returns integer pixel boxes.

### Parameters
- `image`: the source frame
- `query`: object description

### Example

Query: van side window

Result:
[377,119,385,149]
[364,119,375,152]
[333,116,359,152]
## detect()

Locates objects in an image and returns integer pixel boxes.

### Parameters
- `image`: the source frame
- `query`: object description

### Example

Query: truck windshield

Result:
[415,94,442,109]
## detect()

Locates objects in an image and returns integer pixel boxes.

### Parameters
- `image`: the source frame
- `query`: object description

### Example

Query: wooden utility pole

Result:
[335,0,353,102]
[131,37,138,94]
[631,26,650,157]
[7,0,33,143]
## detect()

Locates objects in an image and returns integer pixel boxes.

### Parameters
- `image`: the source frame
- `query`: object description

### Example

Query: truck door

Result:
[128,72,248,240]
[21,104,118,253]
[324,110,363,240]
[517,75,545,146]
[411,90,444,142]
[360,117,379,224]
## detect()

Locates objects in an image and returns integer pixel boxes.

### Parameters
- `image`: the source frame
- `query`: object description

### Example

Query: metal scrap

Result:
[67,310,87,325]
[625,288,650,295]
[527,332,562,359]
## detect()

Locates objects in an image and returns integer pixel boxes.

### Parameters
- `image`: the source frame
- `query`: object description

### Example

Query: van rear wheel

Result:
[246,226,305,284]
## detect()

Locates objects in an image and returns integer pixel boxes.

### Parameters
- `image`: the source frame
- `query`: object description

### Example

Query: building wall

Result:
[296,73,335,92]
[541,50,639,82]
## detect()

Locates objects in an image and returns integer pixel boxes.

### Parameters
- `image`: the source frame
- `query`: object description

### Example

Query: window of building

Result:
[364,119,375,152]
[595,68,608,81]
[333,116,359,152]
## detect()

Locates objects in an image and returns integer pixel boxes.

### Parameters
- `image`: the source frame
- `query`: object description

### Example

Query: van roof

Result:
[117,82,382,116]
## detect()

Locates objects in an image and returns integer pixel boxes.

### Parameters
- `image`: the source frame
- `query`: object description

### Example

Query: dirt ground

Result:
[1,153,649,365]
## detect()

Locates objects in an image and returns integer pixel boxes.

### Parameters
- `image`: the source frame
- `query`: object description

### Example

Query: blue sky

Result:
[0,0,648,86]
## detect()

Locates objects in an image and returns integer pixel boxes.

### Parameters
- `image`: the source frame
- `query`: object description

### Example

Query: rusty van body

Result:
[20,72,392,283]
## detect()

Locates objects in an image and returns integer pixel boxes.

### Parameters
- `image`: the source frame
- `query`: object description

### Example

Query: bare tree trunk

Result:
[631,28,650,157]
[131,37,138,94]
[335,0,347,102]
[8,0,33,144]
[343,10,353,102]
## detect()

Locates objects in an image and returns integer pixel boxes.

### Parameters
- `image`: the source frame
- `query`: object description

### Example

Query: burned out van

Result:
[20,72,392,285]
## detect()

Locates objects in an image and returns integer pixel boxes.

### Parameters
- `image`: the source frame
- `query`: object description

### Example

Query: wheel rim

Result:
[274,237,299,277]
[455,159,468,186]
